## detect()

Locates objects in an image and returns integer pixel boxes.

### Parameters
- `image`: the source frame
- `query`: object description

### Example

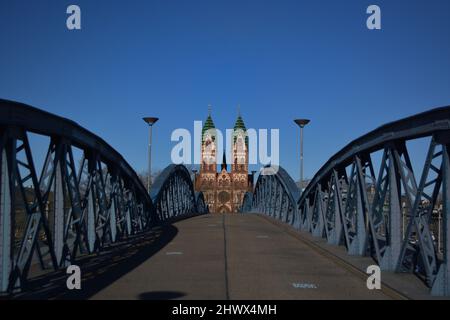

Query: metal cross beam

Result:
[0,99,208,295]
[241,105,450,296]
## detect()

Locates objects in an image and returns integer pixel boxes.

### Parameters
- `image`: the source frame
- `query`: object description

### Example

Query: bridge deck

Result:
[91,214,392,300]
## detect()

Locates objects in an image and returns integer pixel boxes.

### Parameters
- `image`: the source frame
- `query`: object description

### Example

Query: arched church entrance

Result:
[218,205,231,213]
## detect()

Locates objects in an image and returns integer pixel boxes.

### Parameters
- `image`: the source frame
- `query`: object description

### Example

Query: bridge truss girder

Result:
[150,164,208,221]
[243,166,300,227]
[0,99,208,295]
[242,106,450,296]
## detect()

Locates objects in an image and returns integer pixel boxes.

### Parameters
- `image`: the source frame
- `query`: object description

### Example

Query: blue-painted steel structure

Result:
[242,106,450,296]
[0,99,208,295]
[2,98,450,297]
[150,164,208,221]
[242,166,300,227]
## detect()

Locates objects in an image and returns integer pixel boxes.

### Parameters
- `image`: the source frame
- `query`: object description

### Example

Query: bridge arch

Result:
[150,164,208,220]
[297,106,450,295]
[195,192,208,215]
[242,106,450,296]
[0,99,208,294]
[246,166,300,226]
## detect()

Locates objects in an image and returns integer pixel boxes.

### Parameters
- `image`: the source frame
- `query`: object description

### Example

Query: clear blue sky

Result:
[1,0,450,181]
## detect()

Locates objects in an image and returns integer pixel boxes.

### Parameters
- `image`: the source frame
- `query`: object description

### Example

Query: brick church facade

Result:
[194,110,254,213]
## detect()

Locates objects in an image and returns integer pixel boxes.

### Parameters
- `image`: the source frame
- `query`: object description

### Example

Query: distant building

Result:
[194,109,253,213]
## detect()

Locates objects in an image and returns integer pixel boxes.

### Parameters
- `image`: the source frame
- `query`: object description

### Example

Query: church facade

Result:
[194,110,254,213]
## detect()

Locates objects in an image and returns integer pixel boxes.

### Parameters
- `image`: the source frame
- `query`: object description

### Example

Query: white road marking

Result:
[166,251,183,255]
[292,283,318,289]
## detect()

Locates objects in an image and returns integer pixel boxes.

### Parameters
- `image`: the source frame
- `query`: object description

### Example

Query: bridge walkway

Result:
[91,214,394,300]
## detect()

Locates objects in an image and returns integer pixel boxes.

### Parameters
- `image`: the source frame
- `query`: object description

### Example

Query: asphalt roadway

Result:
[91,214,394,300]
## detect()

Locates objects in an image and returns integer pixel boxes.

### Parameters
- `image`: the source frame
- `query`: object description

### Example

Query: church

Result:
[194,109,254,213]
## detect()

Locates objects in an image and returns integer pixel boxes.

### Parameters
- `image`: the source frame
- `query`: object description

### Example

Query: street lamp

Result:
[192,169,198,190]
[251,170,257,186]
[143,117,159,193]
[294,119,310,192]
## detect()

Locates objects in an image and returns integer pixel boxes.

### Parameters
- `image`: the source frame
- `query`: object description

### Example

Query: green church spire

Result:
[202,105,216,142]
[233,106,248,145]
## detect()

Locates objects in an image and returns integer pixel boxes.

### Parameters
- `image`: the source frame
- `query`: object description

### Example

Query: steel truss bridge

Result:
[0,100,208,295]
[243,107,450,296]
[0,98,449,298]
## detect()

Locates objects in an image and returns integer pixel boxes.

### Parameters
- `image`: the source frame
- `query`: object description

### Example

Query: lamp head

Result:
[143,117,159,125]
[294,119,310,128]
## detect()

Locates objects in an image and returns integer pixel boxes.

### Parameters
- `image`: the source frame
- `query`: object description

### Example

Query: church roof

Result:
[233,115,247,132]
[233,114,248,145]
[203,114,215,132]
[202,113,216,142]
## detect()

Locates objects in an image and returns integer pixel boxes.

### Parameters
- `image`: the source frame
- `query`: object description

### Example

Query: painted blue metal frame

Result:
[242,106,450,296]
[0,99,207,295]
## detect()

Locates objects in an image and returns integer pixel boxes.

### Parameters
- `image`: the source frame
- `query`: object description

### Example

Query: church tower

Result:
[201,107,216,173]
[196,106,253,213]
[199,107,218,210]
[231,110,250,210]
[232,111,249,173]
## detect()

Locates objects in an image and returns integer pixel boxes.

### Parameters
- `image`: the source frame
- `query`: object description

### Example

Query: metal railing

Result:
[150,164,208,220]
[242,166,300,226]
[0,99,207,294]
[242,106,450,296]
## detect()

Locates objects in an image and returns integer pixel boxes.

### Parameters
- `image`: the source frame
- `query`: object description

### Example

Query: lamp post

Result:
[143,117,159,193]
[294,119,310,192]
[251,170,257,186]
[192,169,198,190]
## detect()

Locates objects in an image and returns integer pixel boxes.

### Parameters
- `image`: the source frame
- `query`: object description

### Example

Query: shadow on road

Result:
[138,291,186,300]
[14,224,179,300]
